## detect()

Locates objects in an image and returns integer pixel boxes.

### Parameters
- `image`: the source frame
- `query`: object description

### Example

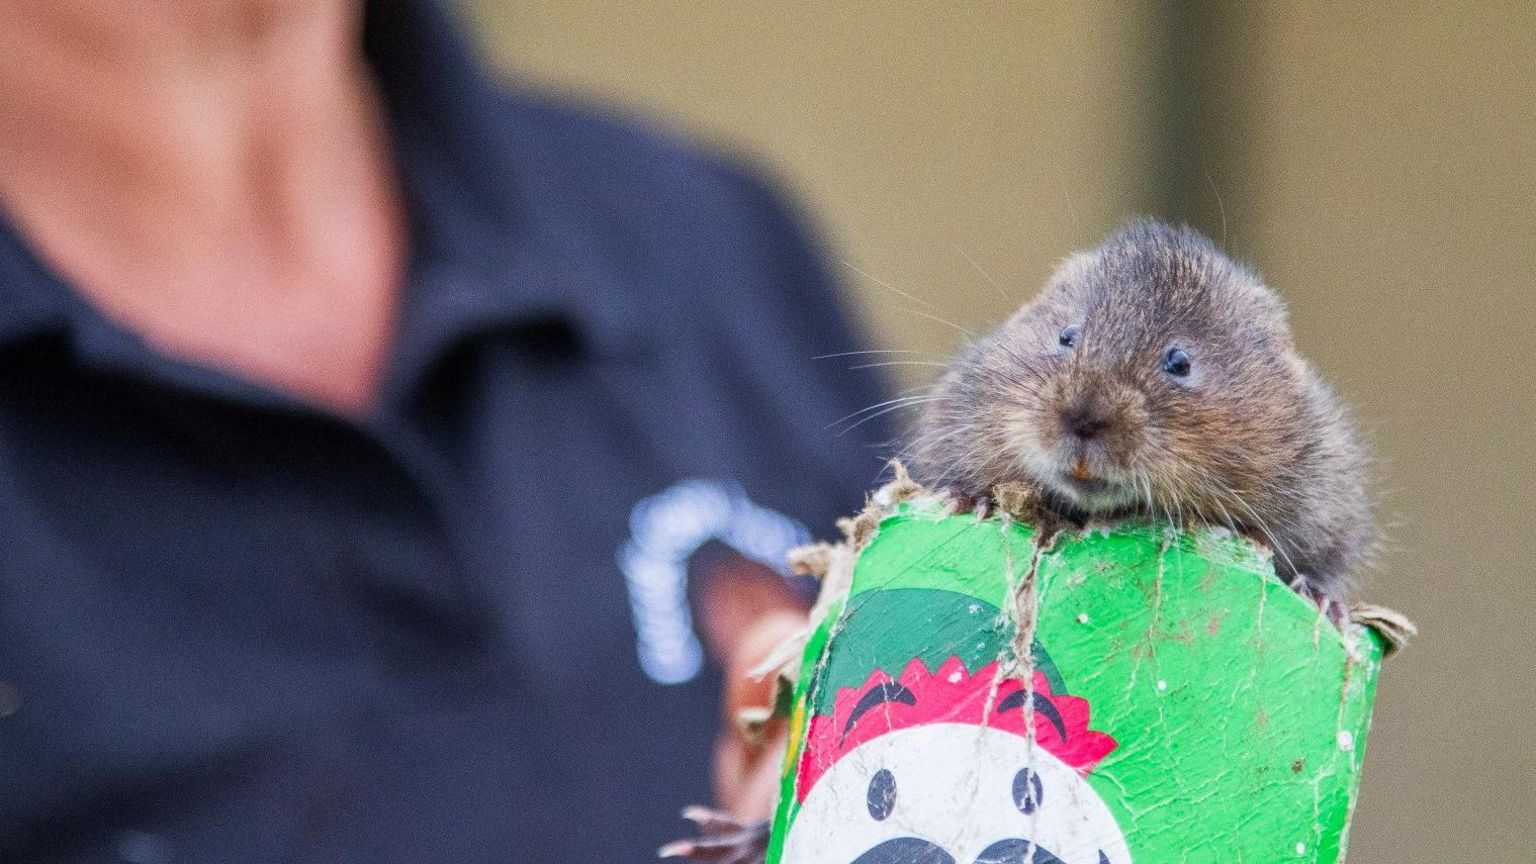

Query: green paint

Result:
[767,507,1384,863]
[844,507,1036,599]
[811,588,1069,714]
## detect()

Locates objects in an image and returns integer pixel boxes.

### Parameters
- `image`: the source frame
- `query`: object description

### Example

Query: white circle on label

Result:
[781,723,1131,863]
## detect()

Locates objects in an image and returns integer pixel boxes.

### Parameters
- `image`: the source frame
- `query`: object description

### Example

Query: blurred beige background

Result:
[456,2,1534,860]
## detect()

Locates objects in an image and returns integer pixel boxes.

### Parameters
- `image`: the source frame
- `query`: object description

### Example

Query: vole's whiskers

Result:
[952,243,1012,304]
[848,360,952,372]
[1137,470,1155,518]
[842,262,979,341]
[995,343,1049,383]
[827,392,930,429]
[1203,487,1240,537]
[903,433,964,488]
[1221,491,1300,579]
[1205,171,1229,249]
[830,394,955,436]
[900,423,963,457]
[812,348,948,361]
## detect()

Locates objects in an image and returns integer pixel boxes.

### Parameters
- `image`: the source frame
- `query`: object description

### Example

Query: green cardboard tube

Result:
[766,493,1386,864]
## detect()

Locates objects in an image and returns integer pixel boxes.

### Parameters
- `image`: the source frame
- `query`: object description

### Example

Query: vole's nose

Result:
[1063,401,1111,441]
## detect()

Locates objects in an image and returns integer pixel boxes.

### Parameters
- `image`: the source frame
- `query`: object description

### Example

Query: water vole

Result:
[661,222,1379,862]
[908,220,1372,611]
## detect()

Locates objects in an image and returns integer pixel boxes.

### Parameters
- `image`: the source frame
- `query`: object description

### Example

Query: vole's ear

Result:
[1229,260,1291,332]
[1255,326,1297,355]
[1254,286,1290,330]
[1250,298,1298,357]
[1050,252,1098,290]
[1005,252,1096,327]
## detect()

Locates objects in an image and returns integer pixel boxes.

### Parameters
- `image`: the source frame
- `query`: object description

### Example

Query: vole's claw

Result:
[942,488,992,518]
[1285,573,1347,630]
[660,807,769,863]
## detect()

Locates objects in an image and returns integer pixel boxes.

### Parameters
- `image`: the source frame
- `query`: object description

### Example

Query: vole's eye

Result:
[1058,324,1082,349]
[1011,767,1044,814]
[866,768,897,821]
[1162,348,1192,378]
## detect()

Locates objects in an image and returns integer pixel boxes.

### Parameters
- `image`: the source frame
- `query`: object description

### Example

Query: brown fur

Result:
[907,220,1372,604]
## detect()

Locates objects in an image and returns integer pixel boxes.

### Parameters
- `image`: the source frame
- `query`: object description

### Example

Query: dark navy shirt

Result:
[0,2,890,861]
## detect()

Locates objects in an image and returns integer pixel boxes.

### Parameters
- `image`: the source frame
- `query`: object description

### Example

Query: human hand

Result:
[661,557,807,861]
[712,608,803,819]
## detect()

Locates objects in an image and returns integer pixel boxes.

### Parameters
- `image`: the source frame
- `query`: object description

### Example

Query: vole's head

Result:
[918,220,1311,518]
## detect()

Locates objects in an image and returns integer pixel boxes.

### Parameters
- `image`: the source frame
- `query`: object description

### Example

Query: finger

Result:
[723,610,806,722]
[715,725,789,820]
[739,731,788,819]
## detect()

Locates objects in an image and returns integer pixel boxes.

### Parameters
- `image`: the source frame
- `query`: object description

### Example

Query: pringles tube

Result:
[764,478,1398,864]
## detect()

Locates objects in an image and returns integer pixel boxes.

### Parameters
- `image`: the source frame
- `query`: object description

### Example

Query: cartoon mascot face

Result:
[782,656,1130,864]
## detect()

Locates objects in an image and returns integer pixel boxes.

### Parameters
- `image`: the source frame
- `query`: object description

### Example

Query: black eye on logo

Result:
[1011,767,1044,814]
[1162,347,1192,378]
[867,768,897,821]
[1058,324,1083,349]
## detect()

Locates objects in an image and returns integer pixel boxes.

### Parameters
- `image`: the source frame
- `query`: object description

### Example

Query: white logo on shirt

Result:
[618,480,810,684]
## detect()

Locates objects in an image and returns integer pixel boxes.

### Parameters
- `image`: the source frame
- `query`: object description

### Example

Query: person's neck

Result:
[0,0,407,415]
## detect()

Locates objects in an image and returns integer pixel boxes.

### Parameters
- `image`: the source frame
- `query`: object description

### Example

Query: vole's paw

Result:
[1285,573,1347,630]
[1348,603,1418,657]
[992,481,1056,526]
[941,488,994,519]
[658,806,769,863]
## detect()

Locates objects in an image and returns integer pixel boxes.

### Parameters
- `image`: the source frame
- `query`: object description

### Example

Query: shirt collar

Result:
[0,222,69,345]
[0,0,648,372]
[364,0,650,370]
